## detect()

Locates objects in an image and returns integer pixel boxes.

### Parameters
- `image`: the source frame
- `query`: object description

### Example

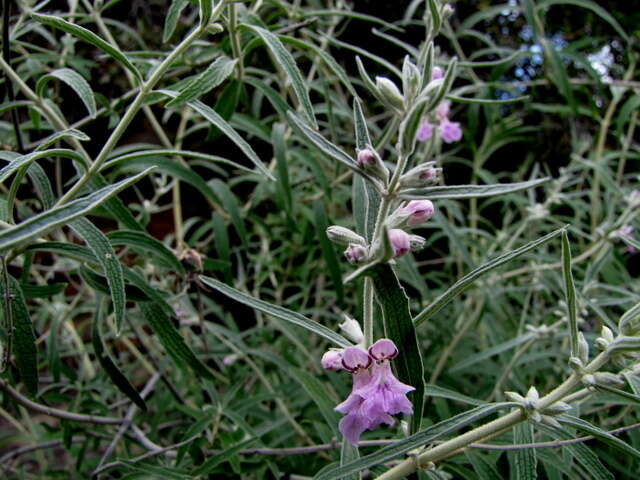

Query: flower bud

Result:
[627,189,640,208]
[326,226,366,246]
[436,100,450,120]
[402,57,422,102]
[442,4,455,18]
[355,147,389,182]
[399,163,441,188]
[389,229,411,258]
[542,401,572,416]
[409,235,426,251]
[341,346,371,372]
[339,317,365,344]
[344,244,368,264]
[601,326,614,343]
[577,332,589,365]
[375,76,404,110]
[399,200,435,226]
[321,349,344,371]
[431,66,444,80]
[593,372,625,387]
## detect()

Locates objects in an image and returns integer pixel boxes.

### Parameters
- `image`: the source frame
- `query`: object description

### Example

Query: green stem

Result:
[228,2,245,80]
[363,277,374,347]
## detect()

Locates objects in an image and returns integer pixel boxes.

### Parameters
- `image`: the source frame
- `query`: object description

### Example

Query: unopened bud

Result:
[409,235,426,251]
[627,190,640,208]
[402,57,422,102]
[581,373,596,387]
[399,200,435,226]
[344,244,367,264]
[389,229,411,258]
[339,316,364,344]
[431,66,444,80]
[399,162,441,188]
[542,402,572,416]
[321,349,344,370]
[356,148,376,166]
[601,326,614,343]
[326,226,366,246]
[355,147,389,182]
[593,372,625,387]
[568,356,584,372]
[577,332,589,365]
[442,4,455,18]
[375,76,404,110]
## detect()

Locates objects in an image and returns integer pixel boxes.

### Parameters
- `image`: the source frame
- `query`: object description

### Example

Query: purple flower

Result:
[321,349,344,371]
[399,200,435,226]
[440,119,462,143]
[618,225,637,253]
[389,229,411,258]
[416,119,434,142]
[431,66,444,80]
[334,340,414,445]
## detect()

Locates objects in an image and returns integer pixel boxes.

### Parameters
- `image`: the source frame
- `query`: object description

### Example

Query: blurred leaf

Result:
[561,230,579,358]
[107,230,185,273]
[314,200,344,303]
[399,178,550,200]
[163,0,189,42]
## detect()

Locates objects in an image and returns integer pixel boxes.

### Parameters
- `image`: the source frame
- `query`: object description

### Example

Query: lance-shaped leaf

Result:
[166,56,238,107]
[70,218,126,335]
[158,90,274,181]
[414,228,563,326]
[199,276,351,347]
[139,301,215,381]
[399,178,550,200]
[163,0,189,42]
[36,68,97,118]
[198,0,213,27]
[509,422,537,480]
[31,13,142,82]
[0,168,153,252]
[367,263,425,434]
[92,298,146,411]
[561,229,579,358]
[315,403,515,480]
[244,25,317,128]
[287,111,380,187]
[107,230,185,273]
[0,149,88,184]
[0,276,38,395]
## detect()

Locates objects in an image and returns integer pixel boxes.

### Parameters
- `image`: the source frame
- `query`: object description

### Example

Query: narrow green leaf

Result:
[558,415,640,462]
[198,276,351,347]
[106,149,251,174]
[450,333,537,373]
[623,373,640,395]
[0,149,88,184]
[289,367,340,436]
[446,94,530,105]
[104,155,221,206]
[198,0,213,28]
[31,13,142,82]
[92,298,146,411]
[367,264,425,434]
[210,180,248,248]
[166,56,238,107]
[158,90,274,181]
[341,441,361,480]
[510,422,537,480]
[20,283,67,298]
[287,111,380,187]
[315,403,514,480]
[0,168,153,252]
[244,25,317,128]
[192,437,257,475]
[414,228,564,326]
[70,218,126,334]
[36,68,97,118]
[399,178,550,200]
[139,301,215,381]
[163,0,189,42]
[594,383,640,404]
[536,423,613,480]
[314,200,344,303]
[561,230,579,358]
[107,230,185,273]
[353,98,371,150]
[0,277,38,395]
[465,451,504,480]
[34,129,90,152]
[423,384,485,406]
[272,123,293,217]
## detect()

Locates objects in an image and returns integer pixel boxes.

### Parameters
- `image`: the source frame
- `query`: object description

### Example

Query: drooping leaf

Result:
[36,68,97,117]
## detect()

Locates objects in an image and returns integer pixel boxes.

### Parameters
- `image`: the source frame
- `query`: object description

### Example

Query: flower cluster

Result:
[322,339,414,445]
[417,99,462,144]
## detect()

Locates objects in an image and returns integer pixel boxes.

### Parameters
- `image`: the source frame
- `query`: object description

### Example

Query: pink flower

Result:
[431,66,444,80]
[440,119,462,143]
[356,148,376,166]
[321,350,344,371]
[334,340,414,445]
[416,119,434,142]
[619,226,637,253]
[399,200,435,226]
[389,229,411,258]
[344,244,367,263]
[436,101,450,121]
